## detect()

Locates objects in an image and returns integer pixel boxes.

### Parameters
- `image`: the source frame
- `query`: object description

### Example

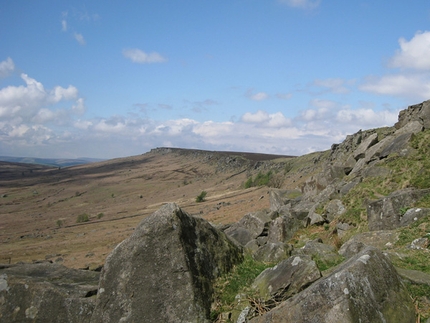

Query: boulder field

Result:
[2,99,430,322]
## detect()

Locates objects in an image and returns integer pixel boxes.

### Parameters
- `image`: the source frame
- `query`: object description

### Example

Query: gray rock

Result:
[238,211,271,238]
[293,239,342,269]
[253,243,293,263]
[339,230,399,256]
[224,224,254,246]
[395,99,430,130]
[0,263,99,323]
[250,247,415,323]
[379,132,414,158]
[367,188,430,231]
[244,239,260,253]
[400,207,430,226]
[338,241,366,259]
[269,189,302,211]
[252,255,321,302]
[325,199,346,222]
[353,133,378,160]
[396,267,430,286]
[91,203,243,323]
[336,222,351,238]
[305,212,326,226]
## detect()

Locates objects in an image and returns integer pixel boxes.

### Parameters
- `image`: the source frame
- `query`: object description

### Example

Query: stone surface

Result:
[324,199,346,222]
[339,230,399,257]
[0,263,99,323]
[253,243,293,263]
[400,207,430,227]
[293,239,342,268]
[367,188,430,231]
[250,247,415,323]
[252,255,321,302]
[237,211,271,239]
[91,203,243,323]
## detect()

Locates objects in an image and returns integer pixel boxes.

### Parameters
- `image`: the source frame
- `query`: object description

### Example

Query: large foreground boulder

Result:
[249,247,415,323]
[90,203,243,323]
[0,263,99,323]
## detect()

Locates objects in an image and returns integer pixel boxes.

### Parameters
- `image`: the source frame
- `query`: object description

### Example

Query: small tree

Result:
[196,191,207,203]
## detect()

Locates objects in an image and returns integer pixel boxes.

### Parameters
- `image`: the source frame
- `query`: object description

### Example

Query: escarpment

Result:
[1,100,430,322]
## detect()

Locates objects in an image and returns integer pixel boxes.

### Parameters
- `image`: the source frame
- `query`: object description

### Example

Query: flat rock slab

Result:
[250,247,415,323]
[0,263,100,323]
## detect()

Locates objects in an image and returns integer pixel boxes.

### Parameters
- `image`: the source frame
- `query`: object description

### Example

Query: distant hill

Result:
[0,156,105,167]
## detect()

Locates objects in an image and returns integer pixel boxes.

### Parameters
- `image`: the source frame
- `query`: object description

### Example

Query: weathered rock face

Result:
[252,255,321,303]
[395,99,430,130]
[367,188,430,231]
[90,203,243,323]
[249,247,415,323]
[292,239,343,269]
[0,263,99,323]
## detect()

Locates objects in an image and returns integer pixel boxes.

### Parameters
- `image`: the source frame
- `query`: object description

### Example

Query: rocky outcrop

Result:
[395,99,430,130]
[367,188,430,231]
[90,203,242,323]
[249,247,415,323]
[0,263,99,323]
[252,255,321,304]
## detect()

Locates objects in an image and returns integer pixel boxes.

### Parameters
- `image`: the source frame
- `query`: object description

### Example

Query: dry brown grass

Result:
[0,150,296,269]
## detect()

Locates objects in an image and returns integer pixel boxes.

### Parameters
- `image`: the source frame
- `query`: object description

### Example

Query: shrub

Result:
[56,219,64,227]
[196,191,207,203]
[76,213,90,223]
[97,213,104,219]
[244,170,277,188]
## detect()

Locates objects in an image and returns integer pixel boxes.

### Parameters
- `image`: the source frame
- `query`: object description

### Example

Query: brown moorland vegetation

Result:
[0,148,301,269]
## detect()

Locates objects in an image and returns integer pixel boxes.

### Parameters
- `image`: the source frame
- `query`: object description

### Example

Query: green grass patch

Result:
[211,255,273,320]
[312,254,345,272]
[396,216,430,249]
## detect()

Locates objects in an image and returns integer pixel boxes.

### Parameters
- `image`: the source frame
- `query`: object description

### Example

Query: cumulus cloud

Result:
[389,31,430,70]
[0,57,15,78]
[361,30,430,100]
[0,72,85,134]
[123,49,167,64]
[278,0,321,10]
[360,74,430,100]
[241,110,292,128]
[74,33,86,45]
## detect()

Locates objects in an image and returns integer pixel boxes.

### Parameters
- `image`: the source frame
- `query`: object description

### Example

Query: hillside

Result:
[1,100,430,321]
[0,147,298,269]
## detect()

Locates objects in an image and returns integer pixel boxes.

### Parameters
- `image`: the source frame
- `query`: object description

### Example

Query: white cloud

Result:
[123,49,167,64]
[0,73,85,125]
[313,78,351,94]
[246,89,269,101]
[61,19,68,31]
[0,57,15,78]
[74,33,86,45]
[360,74,430,100]
[390,31,430,71]
[335,107,398,127]
[278,0,321,10]
[241,110,292,128]
[360,30,430,100]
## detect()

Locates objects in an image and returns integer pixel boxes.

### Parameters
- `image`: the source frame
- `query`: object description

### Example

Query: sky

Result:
[1,1,430,159]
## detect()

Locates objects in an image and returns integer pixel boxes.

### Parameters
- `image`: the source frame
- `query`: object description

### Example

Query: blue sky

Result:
[1,1,430,159]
